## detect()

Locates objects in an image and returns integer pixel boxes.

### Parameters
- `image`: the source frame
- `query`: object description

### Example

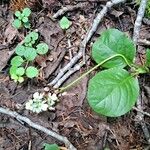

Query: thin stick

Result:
[0,107,77,150]
[133,106,150,117]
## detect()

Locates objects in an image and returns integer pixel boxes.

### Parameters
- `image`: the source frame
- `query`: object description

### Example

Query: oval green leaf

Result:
[26,66,38,78]
[92,29,136,68]
[24,47,37,61]
[22,8,31,17]
[36,43,49,55]
[44,144,60,150]
[15,11,21,17]
[12,19,21,29]
[11,56,24,67]
[22,17,28,23]
[59,16,72,30]
[87,67,139,117]
[15,45,25,56]
[16,67,25,76]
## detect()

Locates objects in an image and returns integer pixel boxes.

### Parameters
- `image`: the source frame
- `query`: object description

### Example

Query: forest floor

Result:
[0,0,150,150]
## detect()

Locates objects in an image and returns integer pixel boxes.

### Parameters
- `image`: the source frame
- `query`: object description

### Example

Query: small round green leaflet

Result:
[87,67,139,117]
[92,29,136,69]
[44,143,60,150]
[22,8,31,17]
[10,66,17,75]
[11,74,18,82]
[24,47,37,61]
[12,19,21,29]
[36,43,49,55]
[59,16,72,30]
[15,11,21,17]
[16,67,25,76]
[22,17,28,23]
[30,32,39,41]
[24,22,31,29]
[11,56,24,67]
[18,76,24,83]
[26,66,39,78]
[15,45,25,56]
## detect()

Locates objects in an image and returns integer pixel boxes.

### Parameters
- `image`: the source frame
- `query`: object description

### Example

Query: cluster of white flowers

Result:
[25,92,59,113]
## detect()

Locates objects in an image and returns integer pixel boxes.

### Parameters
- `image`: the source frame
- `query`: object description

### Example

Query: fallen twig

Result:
[53,3,87,19]
[133,106,150,117]
[0,107,77,150]
[133,0,147,44]
[49,0,126,87]
[138,39,150,46]
[132,0,150,144]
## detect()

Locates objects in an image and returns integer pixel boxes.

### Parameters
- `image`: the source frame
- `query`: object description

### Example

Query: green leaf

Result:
[24,22,31,29]
[15,45,25,56]
[26,66,39,78]
[59,16,72,30]
[30,32,39,41]
[22,8,31,17]
[44,144,60,150]
[87,67,139,117]
[145,49,150,67]
[16,67,25,76]
[24,35,31,44]
[24,47,37,61]
[36,43,49,55]
[11,74,18,82]
[15,11,21,17]
[92,29,136,68]
[10,66,17,75]
[12,19,22,29]
[22,17,28,23]
[11,56,24,67]
[18,76,24,83]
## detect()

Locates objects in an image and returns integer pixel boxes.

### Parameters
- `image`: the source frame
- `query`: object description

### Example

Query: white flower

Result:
[33,92,44,100]
[25,99,33,110]
[47,93,59,110]
[25,97,48,113]
[48,93,58,101]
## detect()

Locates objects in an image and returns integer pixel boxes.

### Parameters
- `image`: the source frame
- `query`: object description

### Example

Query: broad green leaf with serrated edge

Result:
[44,144,60,150]
[87,67,139,117]
[26,66,38,78]
[24,47,37,61]
[16,67,25,76]
[22,8,31,17]
[92,29,135,68]
[36,43,49,55]
[15,45,25,56]
[59,16,72,30]
[11,56,24,66]
[145,49,150,67]
[12,19,21,29]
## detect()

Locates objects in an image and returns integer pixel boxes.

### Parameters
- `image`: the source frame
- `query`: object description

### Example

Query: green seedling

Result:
[60,29,150,117]
[12,7,31,29]
[43,143,60,150]
[59,16,72,30]
[10,31,49,83]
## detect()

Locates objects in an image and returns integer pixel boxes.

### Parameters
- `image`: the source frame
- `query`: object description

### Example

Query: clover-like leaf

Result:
[15,11,21,17]
[87,67,139,117]
[59,16,72,30]
[24,22,31,29]
[18,76,24,83]
[10,66,17,75]
[24,47,37,61]
[44,144,60,150]
[15,45,25,56]
[16,67,25,76]
[92,29,136,68]
[11,74,18,82]
[22,17,28,23]
[22,8,31,17]
[12,19,22,29]
[26,66,39,78]
[11,56,24,66]
[30,32,39,41]
[36,43,49,55]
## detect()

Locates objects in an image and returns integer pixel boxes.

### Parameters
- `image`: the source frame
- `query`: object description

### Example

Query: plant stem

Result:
[59,54,132,92]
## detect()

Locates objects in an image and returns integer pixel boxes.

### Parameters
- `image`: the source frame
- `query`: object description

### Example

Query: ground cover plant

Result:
[0,0,150,150]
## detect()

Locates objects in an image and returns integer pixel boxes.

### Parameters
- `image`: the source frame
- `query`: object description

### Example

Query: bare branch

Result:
[0,107,77,150]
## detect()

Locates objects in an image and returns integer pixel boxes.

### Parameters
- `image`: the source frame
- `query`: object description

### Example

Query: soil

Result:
[0,0,150,150]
